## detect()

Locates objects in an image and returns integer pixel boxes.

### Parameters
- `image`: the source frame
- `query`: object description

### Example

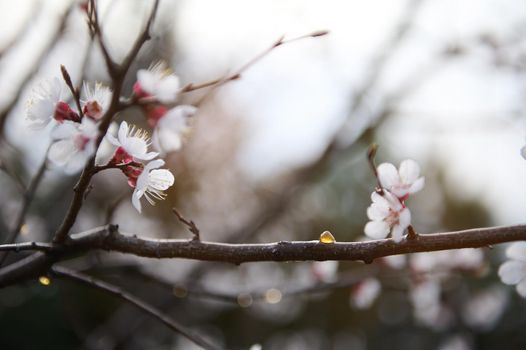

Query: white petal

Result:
[141,151,159,160]
[161,105,197,126]
[137,70,155,93]
[64,152,89,174]
[391,224,405,242]
[123,137,148,158]
[517,278,526,297]
[118,121,129,144]
[148,169,175,190]
[132,190,143,213]
[144,159,165,172]
[506,242,526,261]
[521,145,526,160]
[367,202,389,220]
[377,163,399,189]
[156,75,180,103]
[398,208,411,229]
[51,121,78,140]
[49,140,75,166]
[399,159,420,184]
[153,128,183,153]
[364,221,390,239]
[371,191,390,208]
[106,133,120,146]
[408,177,425,194]
[498,260,526,285]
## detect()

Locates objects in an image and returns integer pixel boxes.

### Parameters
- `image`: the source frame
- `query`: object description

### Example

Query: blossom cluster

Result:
[364,159,425,242]
[25,63,196,213]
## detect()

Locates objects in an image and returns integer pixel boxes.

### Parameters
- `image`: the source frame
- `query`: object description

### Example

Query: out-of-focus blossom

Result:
[151,105,196,154]
[498,242,526,296]
[81,82,112,120]
[462,286,508,330]
[350,278,381,309]
[133,62,180,103]
[132,159,174,213]
[377,159,425,200]
[107,121,158,163]
[410,279,453,330]
[26,78,79,129]
[48,118,98,174]
[364,191,410,242]
[438,335,472,350]
[380,254,406,269]
[311,261,339,283]
[410,249,484,273]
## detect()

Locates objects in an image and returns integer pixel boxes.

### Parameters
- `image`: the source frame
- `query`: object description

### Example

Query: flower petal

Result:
[49,140,75,166]
[399,159,420,184]
[506,242,526,261]
[377,163,399,189]
[408,177,425,194]
[156,75,180,103]
[148,169,175,190]
[118,121,129,144]
[132,190,143,213]
[364,221,390,239]
[517,278,526,297]
[498,260,526,285]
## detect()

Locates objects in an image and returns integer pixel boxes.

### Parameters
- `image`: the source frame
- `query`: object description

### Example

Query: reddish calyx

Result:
[54,101,80,123]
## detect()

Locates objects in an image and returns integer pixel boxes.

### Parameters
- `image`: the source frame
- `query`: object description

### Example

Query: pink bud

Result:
[145,105,168,127]
[54,101,80,123]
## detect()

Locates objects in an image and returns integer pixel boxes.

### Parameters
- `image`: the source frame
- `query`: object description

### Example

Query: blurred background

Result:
[1,0,526,349]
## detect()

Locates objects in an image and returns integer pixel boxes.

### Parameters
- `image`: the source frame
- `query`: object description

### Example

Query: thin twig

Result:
[0,241,55,253]
[172,207,200,241]
[0,145,50,266]
[366,143,384,195]
[51,266,219,350]
[87,0,118,75]
[182,30,329,106]
[60,64,83,118]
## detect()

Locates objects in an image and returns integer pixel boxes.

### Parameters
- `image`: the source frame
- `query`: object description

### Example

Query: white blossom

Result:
[135,62,180,103]
[132,159,175,213]
[498,242,526,297]
[311,261,339,283]
[377,159,425,199]
[26,78,62,129]
[350,278,381,309]
[81,82,112,120]
[364,191,411,242]
[107,121,158,161]
[48,118,98,174]
[153,105,196,153]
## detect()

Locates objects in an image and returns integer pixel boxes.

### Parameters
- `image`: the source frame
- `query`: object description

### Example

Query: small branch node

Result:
[172,207,201,241]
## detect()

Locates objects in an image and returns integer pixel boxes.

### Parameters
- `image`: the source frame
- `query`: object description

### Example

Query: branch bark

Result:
[1,224,525,288]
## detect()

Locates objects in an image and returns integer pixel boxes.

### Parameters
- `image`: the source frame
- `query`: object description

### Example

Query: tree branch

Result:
[0,145,50,266]
[51,266,219,350]
[1,223,526,287]
[67,224,526,264]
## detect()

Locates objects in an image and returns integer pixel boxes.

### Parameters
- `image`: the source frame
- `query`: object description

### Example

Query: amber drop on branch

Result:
[319,231,336,244]
[38,276,51,286]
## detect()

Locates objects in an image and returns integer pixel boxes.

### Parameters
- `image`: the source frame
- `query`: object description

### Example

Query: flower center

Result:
[83,101,103,120]
[111,147,134,165]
